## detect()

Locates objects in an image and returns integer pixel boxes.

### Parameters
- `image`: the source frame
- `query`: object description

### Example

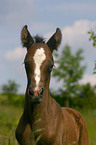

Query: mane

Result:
[33,35,45,43]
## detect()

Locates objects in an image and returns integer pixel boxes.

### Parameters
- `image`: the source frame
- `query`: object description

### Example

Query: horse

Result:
[15,25,89,145]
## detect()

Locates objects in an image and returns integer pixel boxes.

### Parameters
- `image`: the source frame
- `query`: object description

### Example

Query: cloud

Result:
[44,20,96,58]
[5,47,27,61]
[44,20,96,46]
[62,20,96,48]
[62,20,90,37]
[80,74,96,86]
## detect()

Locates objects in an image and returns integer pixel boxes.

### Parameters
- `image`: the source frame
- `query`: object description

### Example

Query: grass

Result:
[0,104,96,145]
[81,110,96,145]
[0,105,23,145]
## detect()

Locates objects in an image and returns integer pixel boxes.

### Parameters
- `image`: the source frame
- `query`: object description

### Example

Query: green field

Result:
[0,104,96,145]
[0,105,23,145]
[81,110,96,145]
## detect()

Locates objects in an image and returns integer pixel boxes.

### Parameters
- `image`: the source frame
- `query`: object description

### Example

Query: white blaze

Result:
[33,48,46,87]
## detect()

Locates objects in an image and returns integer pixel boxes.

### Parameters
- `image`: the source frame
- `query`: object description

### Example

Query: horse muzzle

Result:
[28,85,44,102]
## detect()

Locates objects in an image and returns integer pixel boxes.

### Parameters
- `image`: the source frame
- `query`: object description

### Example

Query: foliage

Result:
[52,45,86,106]
[79,83,96,98]
[51,83,96,110]
[1,80,21,105]
[88,30,96,73]
[0,93,24,107]
[88,31,96,47]
[53,45,85,96]
[1,80,20,94]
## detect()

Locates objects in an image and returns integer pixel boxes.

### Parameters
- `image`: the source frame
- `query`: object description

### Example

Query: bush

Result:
[0,94,24,107]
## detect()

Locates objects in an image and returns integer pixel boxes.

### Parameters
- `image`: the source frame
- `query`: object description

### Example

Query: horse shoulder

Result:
[62,107,88,131]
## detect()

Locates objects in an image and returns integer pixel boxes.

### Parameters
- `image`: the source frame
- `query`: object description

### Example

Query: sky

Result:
[0,0,96,93]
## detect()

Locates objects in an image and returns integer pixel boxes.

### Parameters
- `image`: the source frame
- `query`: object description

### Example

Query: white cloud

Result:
[62,20,96,48]
[5,47,27,61]
[62,20,90,37]
[4,47,26,84]
[80,74,96,86]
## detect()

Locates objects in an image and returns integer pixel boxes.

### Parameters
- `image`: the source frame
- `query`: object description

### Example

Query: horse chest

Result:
[32,111,61,145]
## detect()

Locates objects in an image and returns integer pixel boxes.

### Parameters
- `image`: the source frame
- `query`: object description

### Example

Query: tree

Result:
[78,83,96,109]
[52,45,86,107]
[2,80,19,94]
[79,83,96,98]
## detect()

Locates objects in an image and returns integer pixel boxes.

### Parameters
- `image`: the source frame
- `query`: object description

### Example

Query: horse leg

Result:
[15,114,34,145]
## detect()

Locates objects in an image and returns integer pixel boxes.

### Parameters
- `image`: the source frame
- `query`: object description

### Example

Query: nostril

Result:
[28,88,34,96]
[40,88,44,95]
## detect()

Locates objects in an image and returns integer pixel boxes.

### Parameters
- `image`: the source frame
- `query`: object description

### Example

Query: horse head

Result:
[21,25,62,103]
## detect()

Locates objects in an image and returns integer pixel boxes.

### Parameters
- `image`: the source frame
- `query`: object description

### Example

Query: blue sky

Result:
[0,0,96,93]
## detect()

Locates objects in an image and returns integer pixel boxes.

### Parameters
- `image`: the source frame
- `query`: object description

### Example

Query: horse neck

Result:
[42,76,51,103]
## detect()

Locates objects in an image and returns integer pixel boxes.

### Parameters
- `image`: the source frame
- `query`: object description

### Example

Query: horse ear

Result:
[21,25,34,50]
[47,28,62,52]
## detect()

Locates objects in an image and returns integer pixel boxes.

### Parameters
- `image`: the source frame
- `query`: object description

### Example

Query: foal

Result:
[16,25,89,145]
